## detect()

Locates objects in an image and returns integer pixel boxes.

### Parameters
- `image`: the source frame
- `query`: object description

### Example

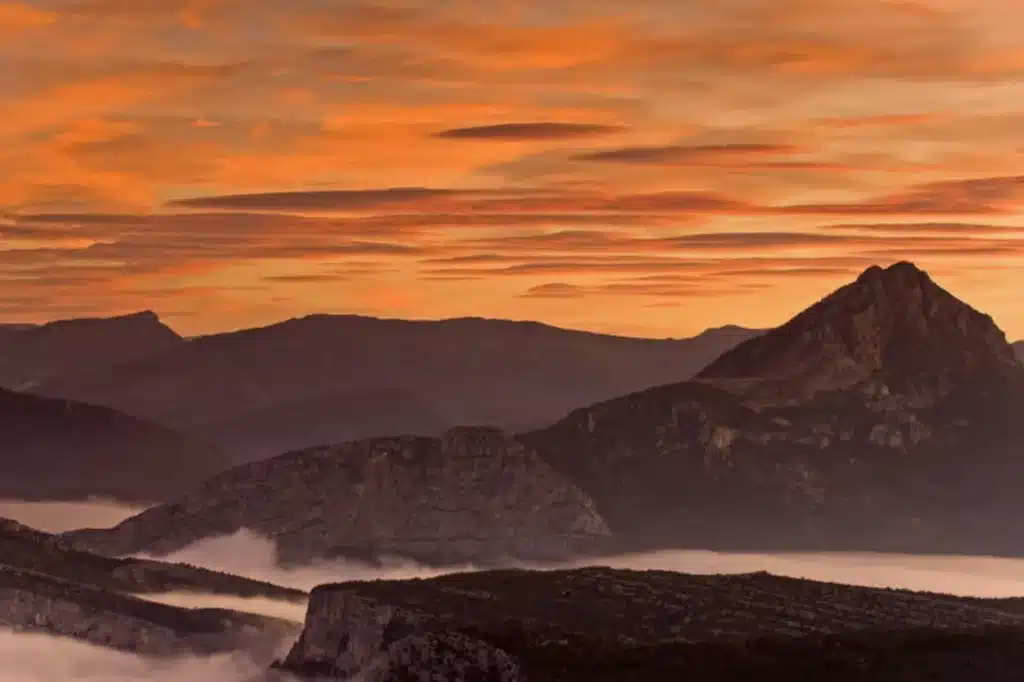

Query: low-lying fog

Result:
[8,499,1024,680]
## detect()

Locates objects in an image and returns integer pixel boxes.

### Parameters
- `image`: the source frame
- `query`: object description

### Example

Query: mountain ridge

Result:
[65,262,1024,563]
[33,315,761,459]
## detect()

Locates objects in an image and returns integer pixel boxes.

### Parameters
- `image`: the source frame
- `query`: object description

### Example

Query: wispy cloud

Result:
[0,0,1021,336]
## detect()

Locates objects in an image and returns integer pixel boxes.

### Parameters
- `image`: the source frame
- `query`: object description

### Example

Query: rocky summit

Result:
[65,262,1024,563]
[525,263,1024,555]
[696,261,1019,405]
[275,566,1024,681]
[66,427,611,565]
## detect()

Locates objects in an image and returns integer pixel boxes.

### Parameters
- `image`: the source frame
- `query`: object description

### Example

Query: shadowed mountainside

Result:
[0,388,232,503]
[0,311,182,391]
[193,388,451,462]
[1014,341,1023,362]
[275,566,1024,681]
[34,317,760,458]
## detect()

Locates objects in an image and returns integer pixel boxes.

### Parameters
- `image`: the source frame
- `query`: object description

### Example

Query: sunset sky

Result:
[1,0,1022,338]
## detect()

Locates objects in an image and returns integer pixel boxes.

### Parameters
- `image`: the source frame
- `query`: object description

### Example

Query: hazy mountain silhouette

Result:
[193,388,451,462]
[35,316,760,459]
[68,263,1024,563]
[1014,341,1023,362]
[0,388,232,503]
[0,311,182,391]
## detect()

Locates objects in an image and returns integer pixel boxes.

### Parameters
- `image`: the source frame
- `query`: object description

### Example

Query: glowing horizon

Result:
[1,0,1022,338]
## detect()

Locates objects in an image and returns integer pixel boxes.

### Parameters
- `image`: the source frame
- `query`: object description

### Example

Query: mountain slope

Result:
[65,427,611,565]
[276,567,1024,681]
[35,316,760,457]
[0,388,232,502]
[523,262,1024,554]
[0,518,301,657]
[1014,341,1023,362]
[64,262,1024,562]
[696,262,1018,404]
[0,311,182,391]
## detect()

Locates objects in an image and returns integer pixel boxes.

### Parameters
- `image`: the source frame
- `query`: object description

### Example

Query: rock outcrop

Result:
[697,261,1018,405]
[275,567,1024,680]
[66,427,611,565]
[0,387,232,502]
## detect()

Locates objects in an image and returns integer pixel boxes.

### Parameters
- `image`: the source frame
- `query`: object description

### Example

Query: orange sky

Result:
[1,0,1023,339]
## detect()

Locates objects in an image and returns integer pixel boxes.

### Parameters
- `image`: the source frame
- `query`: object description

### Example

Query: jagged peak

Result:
[697,262,1017,402]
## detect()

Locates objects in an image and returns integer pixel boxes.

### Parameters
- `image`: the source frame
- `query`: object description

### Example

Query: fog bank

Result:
[0,631,278,682]
[0,499,144,532]
[8,499,1024,598]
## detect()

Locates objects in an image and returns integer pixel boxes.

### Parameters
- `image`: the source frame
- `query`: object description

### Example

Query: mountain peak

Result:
[697,262,1018,403]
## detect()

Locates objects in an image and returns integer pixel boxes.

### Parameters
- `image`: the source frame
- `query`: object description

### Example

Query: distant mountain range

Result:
[67,262,1024,564]
[0,311,181,390]
[19,315,759,461]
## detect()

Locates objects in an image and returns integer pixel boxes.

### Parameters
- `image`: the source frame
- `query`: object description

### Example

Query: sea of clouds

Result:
[5,498,1024,680]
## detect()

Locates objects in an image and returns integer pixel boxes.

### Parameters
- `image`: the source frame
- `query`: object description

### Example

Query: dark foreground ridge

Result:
[0,518,303,657]
[275,566,1024,681]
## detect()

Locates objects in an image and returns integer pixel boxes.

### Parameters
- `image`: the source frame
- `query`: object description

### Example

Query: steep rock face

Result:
[36,315,760,459]
[523,263,1024,556]
[66,427,611,565]
[275,567,1024,680]
[0,311,181,391]
[698,262,1018,405]
[0,388,231,502]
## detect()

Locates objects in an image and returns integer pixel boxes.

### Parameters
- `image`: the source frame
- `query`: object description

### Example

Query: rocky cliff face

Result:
[275,567,1024,680]
[67,427,611,565]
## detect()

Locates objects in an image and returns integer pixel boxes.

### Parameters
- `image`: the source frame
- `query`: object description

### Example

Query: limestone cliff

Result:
[275,567,1024,680]
[67,427,611,565]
